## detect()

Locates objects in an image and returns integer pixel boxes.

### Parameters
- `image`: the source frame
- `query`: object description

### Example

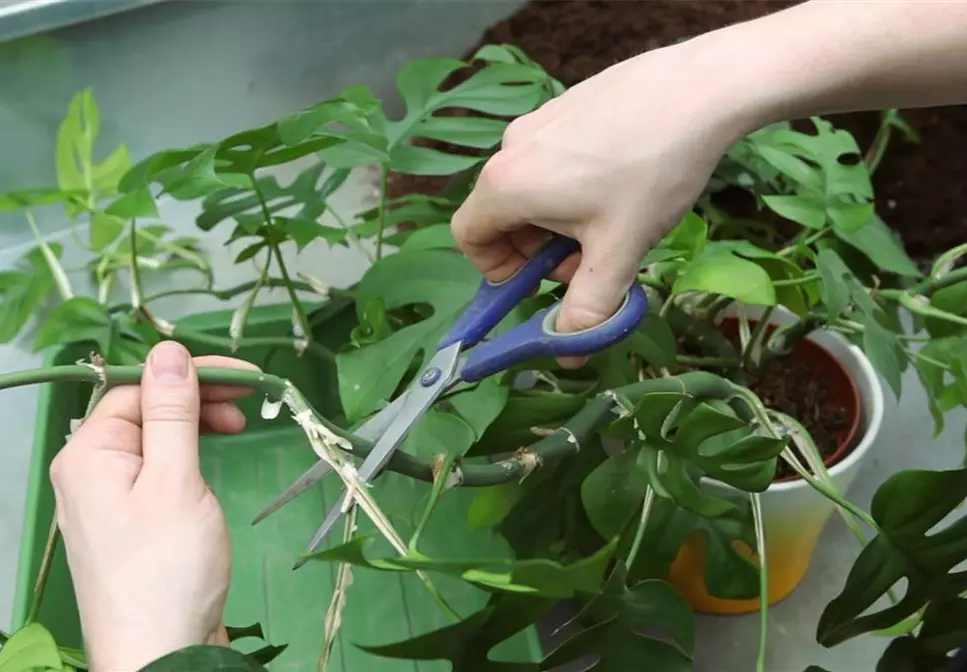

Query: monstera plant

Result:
[2,42,967,672]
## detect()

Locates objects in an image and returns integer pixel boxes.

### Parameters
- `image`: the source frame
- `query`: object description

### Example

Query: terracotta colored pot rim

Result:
[716,316,864,486]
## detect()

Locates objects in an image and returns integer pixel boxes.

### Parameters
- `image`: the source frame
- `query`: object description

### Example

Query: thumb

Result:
[139,341,202,487]
[555,238,638,368]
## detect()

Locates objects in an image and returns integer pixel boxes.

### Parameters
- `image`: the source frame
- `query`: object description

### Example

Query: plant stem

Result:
[777,229,826,258]
[26,210,74,301]
[375,166,389,261]
[251,179,313,344]
[916,266,967,297]
[109,279,352,314]
[26,515,59,624]
[0,367,736,488]
[743,307,774,370]
[626,477,658,569]
[751,492,768,672]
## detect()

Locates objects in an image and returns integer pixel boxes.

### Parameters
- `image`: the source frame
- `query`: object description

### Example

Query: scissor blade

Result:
[352,390,411,442]
[294,343,464,561]
[251,459,334,525]
[292,490,349,569]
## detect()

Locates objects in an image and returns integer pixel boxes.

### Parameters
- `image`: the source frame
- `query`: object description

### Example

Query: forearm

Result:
[694,0,967,132]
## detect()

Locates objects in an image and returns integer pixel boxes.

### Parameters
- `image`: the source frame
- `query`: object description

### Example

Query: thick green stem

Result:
[109,279,352,314]
[0,367,734,487]
[26,515,59,624]
[751,493,768,672]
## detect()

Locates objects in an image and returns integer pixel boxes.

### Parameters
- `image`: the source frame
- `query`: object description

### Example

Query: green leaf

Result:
[399,223,458,251]
[818,468,967,647]
[815,248,852,322]
[91,143,132,196]
[629,496,760,600]
[0,188,81,212]
[358,592,549,670]
[336,249,482,420]
[543,564,693,671]
[56,88,98,195]
[385,53,556,175]
[657,212,707,260]
[308,535,615,599]
[448,376,511,439]
[834,216,920,277]
[761,194,826,229]
[756,145,823,191]
[0,623,64,671]
[402,408,477,460]
[105,188,158,219]
[581,446,650,539]
[276,88,382,146]
[89,211,125,251]
[467,483,523,530]
[34,297,113,353]
[925,281,967,338]
[389,144,484,176]
[197,163,332,233]
[674,250,776,306]
[139,645,267,671]
[473,386,591,457]
[0,246,58,344]
[277,216,345,250]
[860,313,903,398]
[827,201,874,231]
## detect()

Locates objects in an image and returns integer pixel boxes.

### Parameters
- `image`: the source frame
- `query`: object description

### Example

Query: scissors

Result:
[252,233,649,567]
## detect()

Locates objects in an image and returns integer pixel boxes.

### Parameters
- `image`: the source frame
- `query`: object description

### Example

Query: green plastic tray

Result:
[13,300,541,670]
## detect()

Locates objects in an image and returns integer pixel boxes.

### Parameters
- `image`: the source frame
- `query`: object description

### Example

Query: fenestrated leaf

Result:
[277,216,346,249]
[336,249,485,421]
[674,249,776,306]
[542,563,693,672]
[33,297,114,353]
[0,622,63,671]
[358,592,550,671]
[637,396,784,495]
[385,52,557,176]
[834,216,920,278]
[138,645,267,671]
[196,163,334,233]
[0,246,56,344]
[628,496,760,600]
[56,88,98,203]
[818,468,967,647]
[276,86,382,146]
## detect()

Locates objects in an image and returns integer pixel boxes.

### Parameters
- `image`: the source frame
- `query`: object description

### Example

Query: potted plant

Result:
[2,42,966,672]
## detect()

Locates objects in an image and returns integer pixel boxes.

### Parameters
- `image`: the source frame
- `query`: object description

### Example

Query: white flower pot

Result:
[667,306,885,614]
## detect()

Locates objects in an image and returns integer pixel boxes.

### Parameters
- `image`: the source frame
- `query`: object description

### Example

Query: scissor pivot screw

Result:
[420,367,442,387]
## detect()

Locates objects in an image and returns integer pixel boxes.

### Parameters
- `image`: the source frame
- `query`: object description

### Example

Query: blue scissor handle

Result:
[438,234,581,350]
[459,283,649,383]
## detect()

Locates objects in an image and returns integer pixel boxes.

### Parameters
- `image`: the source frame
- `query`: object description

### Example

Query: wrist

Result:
[87,630,200,672]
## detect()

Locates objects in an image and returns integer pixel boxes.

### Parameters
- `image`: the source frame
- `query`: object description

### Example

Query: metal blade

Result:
[251,388,411,526]
[251,460,333,526]
[292,490,349,569]
[295,343,464,562]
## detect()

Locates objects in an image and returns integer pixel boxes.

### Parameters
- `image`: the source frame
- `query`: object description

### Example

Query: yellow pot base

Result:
[667,532,816,615]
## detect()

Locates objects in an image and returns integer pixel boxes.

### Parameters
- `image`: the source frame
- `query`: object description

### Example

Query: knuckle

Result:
[477,150,519,193]
[142,391,197,424]
[501,117,529,147]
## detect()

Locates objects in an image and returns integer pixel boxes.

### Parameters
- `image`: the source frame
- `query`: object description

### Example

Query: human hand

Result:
[451,35,763,361]
[50,341,258,671]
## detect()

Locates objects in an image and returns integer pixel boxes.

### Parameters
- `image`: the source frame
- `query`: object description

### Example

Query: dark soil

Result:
[746,356,851,481]
[390,0,967,264]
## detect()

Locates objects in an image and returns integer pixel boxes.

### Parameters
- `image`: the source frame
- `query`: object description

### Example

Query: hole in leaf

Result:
[837,152,862,166]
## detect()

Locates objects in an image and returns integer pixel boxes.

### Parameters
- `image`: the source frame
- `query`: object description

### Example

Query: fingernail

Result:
[150,341,190,382]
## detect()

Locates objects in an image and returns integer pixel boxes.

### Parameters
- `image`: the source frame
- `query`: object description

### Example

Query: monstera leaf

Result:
[335,248,481,421]
[818,468,967,647]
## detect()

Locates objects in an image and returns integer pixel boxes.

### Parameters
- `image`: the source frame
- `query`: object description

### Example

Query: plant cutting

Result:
[2,40,967,672]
